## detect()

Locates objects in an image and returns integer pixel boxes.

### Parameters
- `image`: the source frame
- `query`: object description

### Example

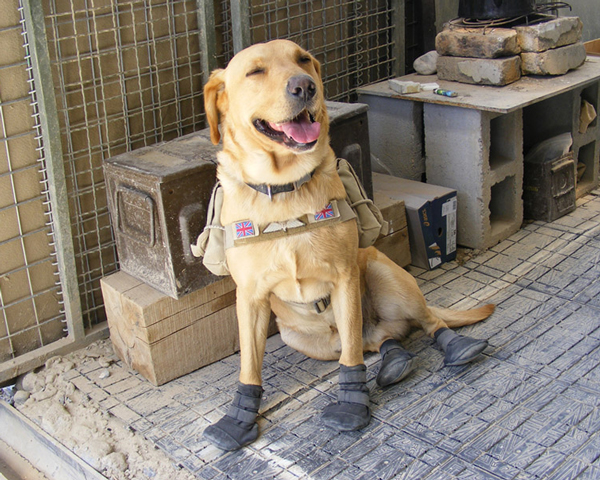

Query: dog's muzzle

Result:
[253,109,321,151]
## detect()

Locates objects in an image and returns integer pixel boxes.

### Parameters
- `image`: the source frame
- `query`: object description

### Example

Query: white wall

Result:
[560,0,600,42]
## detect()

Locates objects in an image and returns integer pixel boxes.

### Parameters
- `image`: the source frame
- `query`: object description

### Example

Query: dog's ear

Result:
[204,69,226,145]
[311,55,322,81]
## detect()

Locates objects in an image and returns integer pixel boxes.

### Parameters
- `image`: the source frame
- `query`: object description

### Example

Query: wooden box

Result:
[373,190,411,268]
[585,39,600,56]
[101,271,239,386]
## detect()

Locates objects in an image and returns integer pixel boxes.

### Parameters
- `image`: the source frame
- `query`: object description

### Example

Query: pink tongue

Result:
[270,118,321,144]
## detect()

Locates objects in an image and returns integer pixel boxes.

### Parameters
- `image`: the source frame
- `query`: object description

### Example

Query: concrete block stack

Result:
[435,16,587,86]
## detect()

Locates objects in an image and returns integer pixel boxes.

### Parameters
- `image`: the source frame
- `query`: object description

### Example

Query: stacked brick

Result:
[435,16,587,86]
[517,17,586,75]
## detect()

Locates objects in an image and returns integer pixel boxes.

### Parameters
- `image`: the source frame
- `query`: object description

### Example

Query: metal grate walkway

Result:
[15,189,600,479]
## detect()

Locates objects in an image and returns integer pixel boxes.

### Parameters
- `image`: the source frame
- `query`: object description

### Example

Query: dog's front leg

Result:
[203,292,271,451]
[322,268,371,431]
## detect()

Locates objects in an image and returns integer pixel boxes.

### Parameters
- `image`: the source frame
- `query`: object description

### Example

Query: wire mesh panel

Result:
[0,1,67,362]
[248,0,397,101]
[1,0,413,373]
[215,0,234,67]
[42,0,206,329]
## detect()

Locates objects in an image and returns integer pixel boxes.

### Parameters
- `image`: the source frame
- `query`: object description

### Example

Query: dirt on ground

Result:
[6,340,195,480]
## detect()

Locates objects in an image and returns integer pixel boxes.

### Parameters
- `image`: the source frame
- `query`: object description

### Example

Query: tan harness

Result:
[191,159,387,277]
[223,198,356,249]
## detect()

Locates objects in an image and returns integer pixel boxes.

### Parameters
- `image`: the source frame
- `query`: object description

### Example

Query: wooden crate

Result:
[585,39,600,56]
[101,271,239,386]
[373,191,411,268]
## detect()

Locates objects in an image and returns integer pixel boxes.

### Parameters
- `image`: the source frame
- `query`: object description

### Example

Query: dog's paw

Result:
[322,364,371,431]
[322,402,371,431]
[377,339,417,387]
[444,336,488,366]
[203,416,259,451]
[203,382,263,450]
[435,328,488,366]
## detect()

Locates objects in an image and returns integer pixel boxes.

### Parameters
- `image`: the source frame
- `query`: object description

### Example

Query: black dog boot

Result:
[376,339,417,387]
[322,364,371,431]
[203,382,263,451]
[434,328,488,366]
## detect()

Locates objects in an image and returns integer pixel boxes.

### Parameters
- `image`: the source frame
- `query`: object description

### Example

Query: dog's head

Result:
[204,40,328,157]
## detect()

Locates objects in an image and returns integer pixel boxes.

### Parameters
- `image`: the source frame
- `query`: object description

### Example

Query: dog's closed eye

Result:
[298,55,311,65]
[246,67,265,77]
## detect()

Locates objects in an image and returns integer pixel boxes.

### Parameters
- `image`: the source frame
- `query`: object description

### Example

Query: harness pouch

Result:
[190,182,230,275]
[337,158,388,247]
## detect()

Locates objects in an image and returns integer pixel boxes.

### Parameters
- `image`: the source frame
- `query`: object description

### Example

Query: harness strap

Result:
[314,295,330,314]
[223,198,356,249]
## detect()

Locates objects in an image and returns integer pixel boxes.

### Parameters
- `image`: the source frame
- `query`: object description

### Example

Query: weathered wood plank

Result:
[101,272,239,385]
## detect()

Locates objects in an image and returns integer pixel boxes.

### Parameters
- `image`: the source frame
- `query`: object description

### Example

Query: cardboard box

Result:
[372,173,457,270]
[584,39,600,56]
[373,193,411,267]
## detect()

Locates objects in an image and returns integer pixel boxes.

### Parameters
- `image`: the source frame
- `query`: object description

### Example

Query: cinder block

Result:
[515,17,583,53]
[523,82,600,198]
[437,55,521,86]
[357,89,424,181]
[521,43,586,76]
[573,79,600,198]
[424,105,523,249]
[436,27,519,58]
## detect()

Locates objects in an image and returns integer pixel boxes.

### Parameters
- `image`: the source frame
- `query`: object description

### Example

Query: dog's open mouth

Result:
[253,110,321,151]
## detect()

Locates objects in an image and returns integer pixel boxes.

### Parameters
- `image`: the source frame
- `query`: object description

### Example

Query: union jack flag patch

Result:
[314,203,335,221]
[235,220,255,238]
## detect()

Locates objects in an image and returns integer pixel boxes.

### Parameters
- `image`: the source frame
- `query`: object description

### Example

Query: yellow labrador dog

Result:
[202,39,494,451]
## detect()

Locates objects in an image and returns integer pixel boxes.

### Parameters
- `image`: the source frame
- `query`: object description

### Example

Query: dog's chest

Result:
[268,222,357,302]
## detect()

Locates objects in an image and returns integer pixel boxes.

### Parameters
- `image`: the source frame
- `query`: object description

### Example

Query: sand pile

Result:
[9,340,195,480]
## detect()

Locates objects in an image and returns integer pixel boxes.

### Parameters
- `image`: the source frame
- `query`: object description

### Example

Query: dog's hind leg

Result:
[433,327,488,366]
[375,339,417,387]
[362,247,491,383]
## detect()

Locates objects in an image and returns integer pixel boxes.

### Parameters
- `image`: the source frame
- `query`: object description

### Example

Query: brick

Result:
[437,55,521,86]
[521,42,586,76]
[436,27,519,58]
[516,17,583,53]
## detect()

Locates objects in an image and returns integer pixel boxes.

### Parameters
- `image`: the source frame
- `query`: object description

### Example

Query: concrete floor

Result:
[0,438,50,480]
[18,190,600,479]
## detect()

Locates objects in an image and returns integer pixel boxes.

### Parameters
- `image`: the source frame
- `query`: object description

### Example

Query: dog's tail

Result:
[429,304,495,328]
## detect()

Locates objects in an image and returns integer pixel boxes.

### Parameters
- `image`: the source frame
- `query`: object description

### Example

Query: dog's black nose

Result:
[287,75,316,102]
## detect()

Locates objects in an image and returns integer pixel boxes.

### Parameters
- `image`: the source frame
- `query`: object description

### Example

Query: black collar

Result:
[247,169,315,200]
